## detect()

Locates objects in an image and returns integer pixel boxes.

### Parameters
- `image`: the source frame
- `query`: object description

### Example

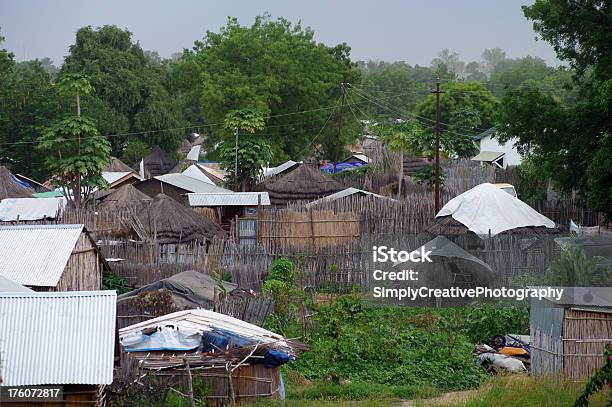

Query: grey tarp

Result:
[117,270,239,309]
[391,235,495,286]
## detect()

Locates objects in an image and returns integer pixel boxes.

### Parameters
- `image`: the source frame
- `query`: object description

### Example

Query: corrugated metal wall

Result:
[0,291,116,386]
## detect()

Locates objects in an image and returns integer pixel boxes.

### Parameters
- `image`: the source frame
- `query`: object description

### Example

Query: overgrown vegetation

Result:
[102,273,129,294]
[281,295,528,395]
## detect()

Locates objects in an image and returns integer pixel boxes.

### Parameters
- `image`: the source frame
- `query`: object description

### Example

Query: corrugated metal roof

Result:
[186,145,201,161]
[183,164,215,185]
[305,187,391,207]
[102,171,142,187]
[343,154,370,163]
[0,197,66,221]
[263,160,299,177]
[0,291,116,385]
[473,127,496,141]
[32,190,64,198]
[0,276,33,293]
[188,192,270,207]
[119,309,287,349]
[154,173,232,193]
[471,151,504,163]
[0,224,84,287]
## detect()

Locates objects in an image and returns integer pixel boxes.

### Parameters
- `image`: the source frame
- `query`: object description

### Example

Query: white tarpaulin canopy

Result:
[436,183,556,237]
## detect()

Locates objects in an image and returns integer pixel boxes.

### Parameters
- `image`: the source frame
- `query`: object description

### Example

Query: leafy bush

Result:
[460,305,529,344]
[546,242,612,286]
[412,164,447,187]
[288,298,495,392]
[102,273,129,294]
[264,257,299,334]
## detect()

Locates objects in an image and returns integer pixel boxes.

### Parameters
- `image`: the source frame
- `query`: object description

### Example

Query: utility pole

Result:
[234,127,238,191]
[432,77,442,213]
[334,84,345,174]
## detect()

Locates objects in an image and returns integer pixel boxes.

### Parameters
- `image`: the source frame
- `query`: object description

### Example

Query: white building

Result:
[472,127,522,169]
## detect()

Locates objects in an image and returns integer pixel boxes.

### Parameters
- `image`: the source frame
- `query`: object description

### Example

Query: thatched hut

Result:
[0,166,33,199]
[105,156,134,172]
[424,183,561,238]
[257,163,344,205]
[97,184,152,211]
[135,193,225,243]
[138,146,178,178]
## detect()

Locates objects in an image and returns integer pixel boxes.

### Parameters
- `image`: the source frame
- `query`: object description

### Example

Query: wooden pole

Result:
[184,359,196,407]
[432,77,442,213]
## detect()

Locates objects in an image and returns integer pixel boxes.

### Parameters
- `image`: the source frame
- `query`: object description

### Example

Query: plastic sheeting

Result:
[123,326,203,352]
[437,183,556,237]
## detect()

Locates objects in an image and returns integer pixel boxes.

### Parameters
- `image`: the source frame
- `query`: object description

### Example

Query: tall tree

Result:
[61,25,188,156]
[218,108,272,191]
[496,0,612,220]
[481,47,507,77]
[185,15,360,161]
[38,74,110,207]
[431,49,465,77]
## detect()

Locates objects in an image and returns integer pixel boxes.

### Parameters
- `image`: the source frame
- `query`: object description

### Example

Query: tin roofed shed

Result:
[0,224,105,291]
[0,291,116,404]
[530,287,612,379]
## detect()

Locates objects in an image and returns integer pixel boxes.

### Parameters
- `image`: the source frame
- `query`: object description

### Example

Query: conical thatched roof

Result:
[0,166,33,199]
[136,193,225,243]
[258,164,344,205]
[105,156,134,172]
[97,184,152,211]
[139,146,178,178]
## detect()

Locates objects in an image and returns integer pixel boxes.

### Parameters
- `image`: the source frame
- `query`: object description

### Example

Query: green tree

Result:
[431,49,464,77]
[186,15,360,160]
[481,47,507,77]
[357,61,433,119]
[39,74,110,207]
[496,1,612,220]
[61,25,188,155]
[218,108,272,191]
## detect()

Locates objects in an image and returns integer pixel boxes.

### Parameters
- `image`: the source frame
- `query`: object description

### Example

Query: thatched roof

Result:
[424,215,562,237]
[139,146,178,178]
[105,156,134,172]
[135,193,225,243]
[97,184,152,211]
[258,164,344,205]
[0,166,33,199]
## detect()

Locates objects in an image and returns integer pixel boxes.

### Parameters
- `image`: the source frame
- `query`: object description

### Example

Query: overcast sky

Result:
[1,0,558,67]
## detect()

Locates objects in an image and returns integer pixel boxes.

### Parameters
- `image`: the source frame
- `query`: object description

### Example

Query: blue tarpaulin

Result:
[320,162,366,174]
[262,349,295,368]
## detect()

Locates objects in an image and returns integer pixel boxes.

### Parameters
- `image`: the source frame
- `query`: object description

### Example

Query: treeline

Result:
[0,18,570,182]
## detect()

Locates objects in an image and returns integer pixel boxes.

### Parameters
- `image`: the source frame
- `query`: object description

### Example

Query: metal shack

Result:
[0,291,116,406]
[530,287,612,379]
[0,224,106,291]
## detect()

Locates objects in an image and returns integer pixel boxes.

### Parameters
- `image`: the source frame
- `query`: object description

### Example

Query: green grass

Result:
[428,375,611,407]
